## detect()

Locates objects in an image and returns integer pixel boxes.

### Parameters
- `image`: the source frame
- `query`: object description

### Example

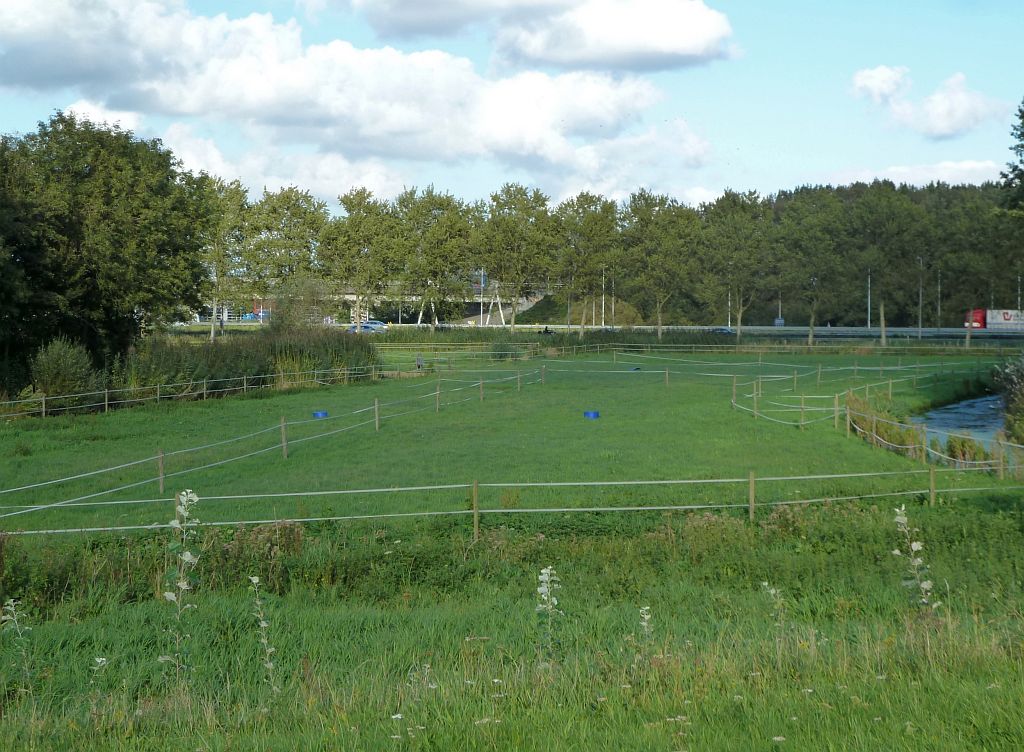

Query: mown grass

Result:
[1,349,1021,749]
[0,351,1008,534]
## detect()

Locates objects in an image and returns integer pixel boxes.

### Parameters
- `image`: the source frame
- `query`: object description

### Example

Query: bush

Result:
[28,337,100,398]
[995,355,1024,444]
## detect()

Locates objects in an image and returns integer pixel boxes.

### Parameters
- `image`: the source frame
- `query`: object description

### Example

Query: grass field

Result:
[1,348,1022,749]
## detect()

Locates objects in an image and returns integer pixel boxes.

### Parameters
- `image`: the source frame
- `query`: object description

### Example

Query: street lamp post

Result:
[867,269,872,329]
[917,256,923,340]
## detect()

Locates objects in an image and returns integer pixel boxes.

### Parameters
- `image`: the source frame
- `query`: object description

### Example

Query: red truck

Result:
[964,309,1024,331]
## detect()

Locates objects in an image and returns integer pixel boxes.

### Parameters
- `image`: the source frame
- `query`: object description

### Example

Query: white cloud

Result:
[540,118,712,201]
[65,99,144,131]
[911,74,1007,139]
[0,1,662,173]
[162,122,409,201]
[679,185,721,207]
[851,65,909,104]
[349,0,571,37]
[497,0,733,70]
[836,159,1001,187]
[852,66,1006,139]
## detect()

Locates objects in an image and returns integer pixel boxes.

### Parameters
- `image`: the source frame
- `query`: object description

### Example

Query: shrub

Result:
[995,355,1024,444]
[25,337,101,406]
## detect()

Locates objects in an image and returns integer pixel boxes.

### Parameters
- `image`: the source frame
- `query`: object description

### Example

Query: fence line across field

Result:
[0,360,1007,508]
[6,475,1020,537]
[0,369,546,515]
[3,340,1003,419]
[1,350,1012,519]
[0,463,999,516]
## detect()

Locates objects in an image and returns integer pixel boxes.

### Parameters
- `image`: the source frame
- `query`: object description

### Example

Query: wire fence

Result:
[6,340,1006,420]
[2,348,1018,538]
[3,467,1019,537]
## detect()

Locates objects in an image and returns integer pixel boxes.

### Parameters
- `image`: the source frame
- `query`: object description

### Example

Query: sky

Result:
[0,0,1021,209]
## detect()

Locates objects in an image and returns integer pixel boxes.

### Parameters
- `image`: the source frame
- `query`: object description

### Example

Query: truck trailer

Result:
[964,309,1024,331]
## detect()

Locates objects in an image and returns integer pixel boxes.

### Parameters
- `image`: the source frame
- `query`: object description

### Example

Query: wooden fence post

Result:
[753,393,759,419]
[435,380,441,413]
[793,369,798,391]
[871,415,877,446]
[920,425,928,464]
[541,365,546,384]
[817,364,822,386]
[158,449,165,494]
[104,389,110,413]
[280,417,288,459]
[374,398,380,431]
[613,350,617,363]
[479,379,484,401]
[929,466,936,507]
[800,396,805,429]
[833,393,839,430]
[865,383,870,400]
[665,368,669,386]
[732,375,737,407]
[203,379,208,400]
[748,470,756,522]
[997,441,1005,480]
[845,399,851,438]
[243,375,248,394]
[41,394,46,418]
[517,371,522,392]
[888,379,893,399]
[472,480,480,543]
[156,383,161,402]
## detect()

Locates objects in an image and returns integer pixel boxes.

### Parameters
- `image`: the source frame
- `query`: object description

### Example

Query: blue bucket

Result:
[313,410,329,419]
[583,410,600,420]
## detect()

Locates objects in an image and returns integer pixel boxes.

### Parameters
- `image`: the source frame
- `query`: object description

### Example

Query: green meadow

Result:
[1,348,1022,750]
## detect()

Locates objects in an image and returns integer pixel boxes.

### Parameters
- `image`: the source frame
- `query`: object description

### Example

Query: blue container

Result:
[583,410,600,420]
[313,410,329,419]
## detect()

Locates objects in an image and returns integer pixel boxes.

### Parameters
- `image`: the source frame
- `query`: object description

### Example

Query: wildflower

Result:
[639,605,653,641]
[892,505,941,609]
[773,736,786,742]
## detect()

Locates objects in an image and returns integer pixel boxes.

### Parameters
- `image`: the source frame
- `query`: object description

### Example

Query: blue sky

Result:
[1,0,1020,208]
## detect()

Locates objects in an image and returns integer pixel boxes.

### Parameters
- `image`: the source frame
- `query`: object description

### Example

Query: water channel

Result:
[910,394,1006,449]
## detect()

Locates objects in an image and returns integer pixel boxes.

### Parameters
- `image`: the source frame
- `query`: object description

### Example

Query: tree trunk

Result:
[510,300,517,332]
[965,301,974,349]
[736,306,744,343]
[578,297,587,339]
[807,305,816,346]
[656,302,663,341]
[209,297,218,342]
[879,298,887,347]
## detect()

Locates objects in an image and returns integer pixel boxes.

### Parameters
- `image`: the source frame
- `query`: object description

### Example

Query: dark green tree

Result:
[3,112,208,373]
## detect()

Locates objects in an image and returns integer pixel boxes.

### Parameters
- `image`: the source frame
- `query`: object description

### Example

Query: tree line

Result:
[2,108,1023,392]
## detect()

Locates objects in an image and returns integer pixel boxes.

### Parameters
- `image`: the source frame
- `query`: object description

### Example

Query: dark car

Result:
[709,327,735,335]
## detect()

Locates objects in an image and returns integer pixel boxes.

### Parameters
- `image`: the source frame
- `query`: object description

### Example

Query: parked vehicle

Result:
[347,323,385,334]
[964,309,1024,331]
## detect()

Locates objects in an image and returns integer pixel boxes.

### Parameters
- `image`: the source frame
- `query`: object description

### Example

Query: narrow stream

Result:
[910,394,1006,448]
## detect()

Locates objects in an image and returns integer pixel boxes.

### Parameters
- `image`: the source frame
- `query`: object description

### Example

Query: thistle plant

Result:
[639,605,653,645]
[2,598,32,698]
[249,576,279,695]
[535,566,563,665]
[159,489,201,681]
[892,505,941,610]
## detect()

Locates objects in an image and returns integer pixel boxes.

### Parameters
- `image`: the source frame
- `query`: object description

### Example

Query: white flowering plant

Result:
[536,566,563,665]
[892,505,941,610]
[249,576,279,696]
[2,597,32,698]
[159,489,201,680]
